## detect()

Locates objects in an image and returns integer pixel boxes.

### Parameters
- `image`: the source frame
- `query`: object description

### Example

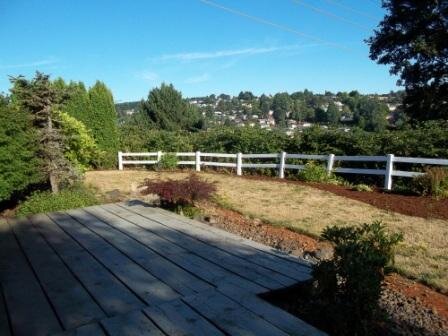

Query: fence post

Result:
[157,151,162,162]
[384,154,394,190]
[326,153,335,176]
[118,151,123,170]
[279,152,286,178]
[236,153,242,176]
[195,151,201,172]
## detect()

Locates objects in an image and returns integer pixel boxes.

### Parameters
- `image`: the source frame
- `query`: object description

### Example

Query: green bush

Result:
[312,221,403,335]
[58,111,103,172]
[157,153,178,170]
[298,161,333,183]
[411,167,448,198]
[16,185,99,217]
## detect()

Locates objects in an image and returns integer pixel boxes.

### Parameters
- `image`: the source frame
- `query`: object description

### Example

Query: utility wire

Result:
[291,0,371,31]
[323,0,379,21]
[199,0,351,51]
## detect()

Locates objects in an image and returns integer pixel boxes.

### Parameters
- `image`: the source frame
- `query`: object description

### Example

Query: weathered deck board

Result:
[67,208,213,296]
[2,203,324,336]
[101,203,294,290]
[126,203,312,280]
[87,205,266,294]
[0,220,62,336]
[47,212,180,305]
[183,290,289,336]
[31,214,145,316]
[101,310,164,336]
[10,217,106,330]
[52,322,106,336]
[144,299,225,336]
[218,284,325,336]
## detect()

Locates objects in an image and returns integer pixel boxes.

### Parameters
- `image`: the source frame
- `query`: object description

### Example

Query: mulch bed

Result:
[233,173,448,220]
[197,201,448,335]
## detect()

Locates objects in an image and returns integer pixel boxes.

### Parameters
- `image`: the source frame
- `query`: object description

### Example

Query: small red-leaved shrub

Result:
[140,174,216,208]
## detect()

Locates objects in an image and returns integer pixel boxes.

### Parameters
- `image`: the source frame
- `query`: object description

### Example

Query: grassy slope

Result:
[85,170,448,292]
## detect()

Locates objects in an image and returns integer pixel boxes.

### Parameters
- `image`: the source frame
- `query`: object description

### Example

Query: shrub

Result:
[58,111,103,172]
[411,167,448,198]
[298,161,333,183]
[157,153,178,170]
[312,221,403,335]
[140,174,216,209]
[16,185,99,217]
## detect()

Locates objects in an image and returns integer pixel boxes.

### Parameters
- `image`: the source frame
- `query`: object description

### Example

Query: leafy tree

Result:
[259,94,272,117]
[327,102,342,125]
[10,73,76,194]
[141,83,202,131]
[218,93,231,100]
[367,0,448,121]
[88,81,119,167]
[238,91,254,101]
[354,98,389,132]
[0,96,42,201]
[272,92,291,127]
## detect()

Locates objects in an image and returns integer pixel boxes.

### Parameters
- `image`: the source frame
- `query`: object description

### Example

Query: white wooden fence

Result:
[118,151,448,190]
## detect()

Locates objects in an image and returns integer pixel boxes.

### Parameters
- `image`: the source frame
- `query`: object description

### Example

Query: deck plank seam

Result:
[94,205,273,293]
[176,297,233,336]
[0,283,13,336]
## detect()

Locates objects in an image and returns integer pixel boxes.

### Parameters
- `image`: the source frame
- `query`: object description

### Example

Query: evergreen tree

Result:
[63,81,92,123]
[272,93,291,127]
[141,83,202,131]
[10,72,76,193]
[88,81,119,167]
[0,96,42,201]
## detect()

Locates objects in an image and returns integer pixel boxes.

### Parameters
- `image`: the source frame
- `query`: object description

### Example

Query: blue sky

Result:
[0,0,399,102]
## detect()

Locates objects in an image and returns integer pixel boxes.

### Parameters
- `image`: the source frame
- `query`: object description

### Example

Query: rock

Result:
[312,242,334,260]
[204,216,217,224]
[104,189,123,202]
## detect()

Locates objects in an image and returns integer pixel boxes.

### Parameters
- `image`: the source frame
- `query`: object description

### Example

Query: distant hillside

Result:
[115,101,141,118]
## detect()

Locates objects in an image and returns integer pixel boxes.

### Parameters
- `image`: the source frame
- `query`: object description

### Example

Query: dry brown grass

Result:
[85,170,448,292]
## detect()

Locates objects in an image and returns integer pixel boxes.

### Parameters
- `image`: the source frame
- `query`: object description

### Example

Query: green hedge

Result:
[120,121,448,158]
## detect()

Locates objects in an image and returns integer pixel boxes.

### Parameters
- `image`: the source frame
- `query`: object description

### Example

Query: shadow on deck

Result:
[0,201,326,336]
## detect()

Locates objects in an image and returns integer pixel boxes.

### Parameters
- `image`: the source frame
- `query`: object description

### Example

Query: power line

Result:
[323,0,379,21]
[198,0,351,51]
[291,0,371,31]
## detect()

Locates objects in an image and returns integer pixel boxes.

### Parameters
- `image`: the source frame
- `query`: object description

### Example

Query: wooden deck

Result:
[0,201,325,336]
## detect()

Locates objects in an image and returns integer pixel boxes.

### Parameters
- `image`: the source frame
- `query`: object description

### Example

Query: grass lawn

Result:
[85,170,448,293]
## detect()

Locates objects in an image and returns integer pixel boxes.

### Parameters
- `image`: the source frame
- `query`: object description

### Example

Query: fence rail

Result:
[118,151,448,190]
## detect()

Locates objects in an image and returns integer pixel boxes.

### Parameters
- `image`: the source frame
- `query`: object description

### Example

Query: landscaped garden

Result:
[84,168,448,335]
